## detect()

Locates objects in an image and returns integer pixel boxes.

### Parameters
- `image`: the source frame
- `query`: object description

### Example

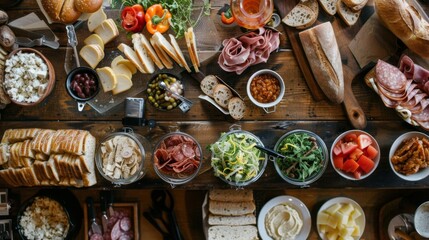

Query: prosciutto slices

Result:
[370,56,429,130]
[154,133,201,178]
[218,28,280,75]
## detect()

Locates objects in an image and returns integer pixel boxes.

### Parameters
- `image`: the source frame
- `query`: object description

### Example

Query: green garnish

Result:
[276,132,324,182]
[210,133,265,184]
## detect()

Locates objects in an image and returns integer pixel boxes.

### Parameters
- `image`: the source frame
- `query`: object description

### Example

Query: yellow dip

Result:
[265,204,303,240]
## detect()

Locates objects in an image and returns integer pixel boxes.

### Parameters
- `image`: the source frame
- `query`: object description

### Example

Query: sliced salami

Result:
[120,217,131,232]
[90,233,104,240]
[412,106,429,122]
[376,60,407,93]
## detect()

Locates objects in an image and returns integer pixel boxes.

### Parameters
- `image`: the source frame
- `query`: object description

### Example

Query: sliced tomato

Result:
[333,142,342,156]
[349,148,364,160]
[333,155,344,169]
[357,134,372,149]
[353,170,362,180]
[343,159,360,173]
[341,141,358,156]
[366,145,379,159]
[357,155,375,173]
[344,133,357,142]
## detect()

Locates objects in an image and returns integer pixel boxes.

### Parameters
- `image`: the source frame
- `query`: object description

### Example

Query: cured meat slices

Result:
[154,133,201,178]
[376,60,408,93]
[399,55,429,84]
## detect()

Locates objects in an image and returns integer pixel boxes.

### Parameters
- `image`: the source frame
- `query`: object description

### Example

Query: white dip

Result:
[265,204,303,240]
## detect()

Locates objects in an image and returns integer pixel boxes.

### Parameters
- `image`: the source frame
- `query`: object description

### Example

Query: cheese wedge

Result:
[131,33,155,73]
[84,34,104,49]
[87,7,107,32]
[117,59,137,74]
[117,43,146,73]
[169,34,191,72]
[112,74,133,95]
[139,33,164,70]
[79,44,104,69]
[96,67,117,92]
[112,63,132,79]
[152,32,182,67]
[94,19,119,44]
[149,37,173,69]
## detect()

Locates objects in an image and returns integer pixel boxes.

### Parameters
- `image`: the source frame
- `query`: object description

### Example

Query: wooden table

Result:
[3,0,429,239]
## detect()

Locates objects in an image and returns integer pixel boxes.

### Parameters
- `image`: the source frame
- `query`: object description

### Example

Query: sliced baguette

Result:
[79,44,104,69]
[296,0,319,29]
[337,0,361,26]
[318,0,339,15]
[208,225,258,240]
[213,84,233,109]
[208,214,256,226]
[169,34,191,72]
[112,74,133,95]
[282,4,317,28]
[342,0,368,11]
[132,33,155,74]
[228,97,246,120]
[96,66,117,92]
[150,37,173,69]
[185,27,200,72]
[83,33,104,49]
[118,43,146,73]
[200,75,219,97]
[209,200,256,216]
[139,33,164,70]
[152,32,182,67]
[94,19,119,44]
[87,7,107,32]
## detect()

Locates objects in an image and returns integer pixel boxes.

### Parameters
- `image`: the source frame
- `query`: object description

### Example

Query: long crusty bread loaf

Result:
[208,214,256,226]
[209,200,256,216]
[375,0,429,58]
[299,22,344,104]
[208,225,258,240]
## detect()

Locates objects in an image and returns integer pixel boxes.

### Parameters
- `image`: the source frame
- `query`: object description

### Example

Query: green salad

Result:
[275,132,325,182]
[210,132,265,184]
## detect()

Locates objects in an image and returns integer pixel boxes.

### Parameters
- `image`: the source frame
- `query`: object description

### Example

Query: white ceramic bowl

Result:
[247,69,285,113]
[415,201,429,238]
[330,130,380,180]
[389,131,429,181]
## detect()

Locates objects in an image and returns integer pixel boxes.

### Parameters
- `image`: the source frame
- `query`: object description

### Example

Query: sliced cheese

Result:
[117,43,146,73]
[169,34,191,72]
[96,67,117,92]
[87,7,107,32]
[117,59,137,74]
[112,63,132,79]
[149,37,173,69]
[83,34,104,49]
[131,33,155,74]
[94,19,119,44]
[79,44,104,69]
[112,74,133,95]
[139,33,164,70]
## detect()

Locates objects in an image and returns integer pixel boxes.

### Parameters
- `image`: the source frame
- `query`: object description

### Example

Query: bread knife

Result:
[100,191,108,233]
[8,25,59,49]
[86,197,102,235]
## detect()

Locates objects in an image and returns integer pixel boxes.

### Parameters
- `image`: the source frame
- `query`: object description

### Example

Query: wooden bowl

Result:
[3,48,55,106]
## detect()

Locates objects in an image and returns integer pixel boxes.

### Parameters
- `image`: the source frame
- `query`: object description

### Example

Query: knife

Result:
[8,25,59,49]
[86,197,102,235]
[100,191,109,233]
[254,145,287,160]
[107,191,115,218]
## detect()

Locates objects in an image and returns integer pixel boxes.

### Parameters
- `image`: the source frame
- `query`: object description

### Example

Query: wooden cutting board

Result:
[275,0,373,128]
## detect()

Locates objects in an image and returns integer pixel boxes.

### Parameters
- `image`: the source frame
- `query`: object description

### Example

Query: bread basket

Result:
[3,48,55,106]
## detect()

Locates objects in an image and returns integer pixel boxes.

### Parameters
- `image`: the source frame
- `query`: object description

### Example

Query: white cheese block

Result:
[112,74,133,95]
[83,34,104,49]
[79,44,104,69]
[117,43,146,73]
[96,67,117,92]
[87,7,107,32]
[94,19,119,44]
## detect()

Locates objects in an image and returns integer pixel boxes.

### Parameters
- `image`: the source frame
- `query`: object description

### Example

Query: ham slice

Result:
[399,54,429,84]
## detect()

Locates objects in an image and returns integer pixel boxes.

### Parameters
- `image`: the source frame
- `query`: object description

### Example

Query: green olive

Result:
[167,105,173,110]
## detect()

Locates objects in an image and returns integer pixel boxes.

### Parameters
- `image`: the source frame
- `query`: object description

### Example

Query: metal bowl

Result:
[65,66,100,111]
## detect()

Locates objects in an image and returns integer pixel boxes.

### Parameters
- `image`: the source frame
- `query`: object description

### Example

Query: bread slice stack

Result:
[207,189,258,240]
[0,128,97,187]
[317,0,367,26]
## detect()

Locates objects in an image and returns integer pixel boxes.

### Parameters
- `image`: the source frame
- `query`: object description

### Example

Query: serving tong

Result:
[158,81,193,113]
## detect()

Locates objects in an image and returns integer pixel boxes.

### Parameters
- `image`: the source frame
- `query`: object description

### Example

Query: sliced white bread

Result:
[79,44,104,69]
[209,189,254,202]
[83,33,104,49]
[208,225,258,240]
[209,200,256,216]
[96,66,117,92]
[208,214,256,226]
[150,37,173,69]
[94,19,119,44]
[131,33,155,74]
[342,0,368,11]
[139,33,164,70]
[112,74,133,95]
[117,43,146,73]
[318,0,339,15]
[169,34,191,72]
[283,4,317,28]
[337,0,361,26]
[213,84,233,109]
[228,97,246,120]
[87,7,107,32]
[200,75,219,97]
[152,32,182,67]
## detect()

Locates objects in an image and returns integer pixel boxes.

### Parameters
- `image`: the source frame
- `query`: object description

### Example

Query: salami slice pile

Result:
[89,209,133,240]
[154,134,201,178]
[371,56,429,130]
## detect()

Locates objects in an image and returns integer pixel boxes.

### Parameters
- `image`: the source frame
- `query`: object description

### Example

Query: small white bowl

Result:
[389,131,429,181]
[247,69,285,113]
[415,201,429,238]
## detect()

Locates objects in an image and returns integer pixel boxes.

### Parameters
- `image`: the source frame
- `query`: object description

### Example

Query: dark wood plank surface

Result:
[2,0,429,239]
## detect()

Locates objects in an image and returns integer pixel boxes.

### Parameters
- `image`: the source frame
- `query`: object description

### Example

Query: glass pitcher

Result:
[230,0,274,29]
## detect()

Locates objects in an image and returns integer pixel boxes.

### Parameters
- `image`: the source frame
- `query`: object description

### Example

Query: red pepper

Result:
[221,8,235,25]
[121,4,145,33]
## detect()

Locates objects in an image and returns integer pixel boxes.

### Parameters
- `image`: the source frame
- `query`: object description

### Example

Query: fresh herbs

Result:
[276,132,324,182]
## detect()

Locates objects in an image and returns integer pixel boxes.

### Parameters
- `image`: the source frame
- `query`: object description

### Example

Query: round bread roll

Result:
[213,84,233,109]
[61,0,81,24]
[74,0,103,13]
[200,75,219,97]
[228,97,246,120]
[41,0,63,22]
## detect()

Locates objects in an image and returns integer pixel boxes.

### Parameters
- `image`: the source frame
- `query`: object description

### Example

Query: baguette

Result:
[299,22,344,104]
[375,0,429,58]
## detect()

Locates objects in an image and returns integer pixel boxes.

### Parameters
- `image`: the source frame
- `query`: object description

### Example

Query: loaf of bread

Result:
[41,0,103,24]
[375,0,429,58]
[299,22,344,104]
